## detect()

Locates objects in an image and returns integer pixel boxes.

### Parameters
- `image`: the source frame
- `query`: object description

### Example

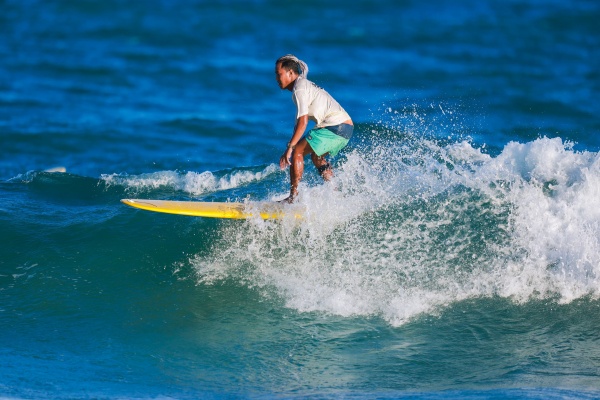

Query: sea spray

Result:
[190,135,600,326]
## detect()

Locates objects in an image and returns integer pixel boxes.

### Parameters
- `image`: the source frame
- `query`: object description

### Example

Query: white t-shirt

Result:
[292,76,351,128]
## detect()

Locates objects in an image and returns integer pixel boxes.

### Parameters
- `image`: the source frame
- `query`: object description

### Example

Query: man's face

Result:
[275,63,295,90]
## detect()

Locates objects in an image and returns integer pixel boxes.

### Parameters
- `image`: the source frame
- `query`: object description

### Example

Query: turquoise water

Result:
[2,0,600,398]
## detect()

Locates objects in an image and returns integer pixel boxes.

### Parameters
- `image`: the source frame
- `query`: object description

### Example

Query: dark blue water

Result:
[2,0,600,398]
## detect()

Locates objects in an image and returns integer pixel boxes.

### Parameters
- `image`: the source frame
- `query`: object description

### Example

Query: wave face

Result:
[3,112,600,400]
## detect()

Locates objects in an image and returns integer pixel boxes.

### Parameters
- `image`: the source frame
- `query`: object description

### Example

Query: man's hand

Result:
[280,147,293,169]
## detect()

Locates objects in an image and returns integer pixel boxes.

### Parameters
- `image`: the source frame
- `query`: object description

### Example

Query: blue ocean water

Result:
[2,0,600,398]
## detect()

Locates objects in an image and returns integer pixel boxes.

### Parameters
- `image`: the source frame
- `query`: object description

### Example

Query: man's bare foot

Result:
[278,194,296,204]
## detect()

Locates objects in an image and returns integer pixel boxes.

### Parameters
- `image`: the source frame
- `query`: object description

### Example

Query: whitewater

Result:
[98,129,600,327]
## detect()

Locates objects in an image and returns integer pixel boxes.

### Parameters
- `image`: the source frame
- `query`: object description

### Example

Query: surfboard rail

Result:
[121,199,301,220]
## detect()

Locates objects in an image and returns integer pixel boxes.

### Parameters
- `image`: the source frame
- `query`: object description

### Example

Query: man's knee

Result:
[316,161,332,176]
[292,148,304,162]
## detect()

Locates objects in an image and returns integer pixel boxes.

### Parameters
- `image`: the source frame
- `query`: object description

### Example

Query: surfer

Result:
[275,54,353,203]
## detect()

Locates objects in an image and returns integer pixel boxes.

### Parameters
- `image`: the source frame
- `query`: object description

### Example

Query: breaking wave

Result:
[190,134,600,326]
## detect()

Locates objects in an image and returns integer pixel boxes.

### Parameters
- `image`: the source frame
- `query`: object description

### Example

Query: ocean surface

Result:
[1,0,600,398]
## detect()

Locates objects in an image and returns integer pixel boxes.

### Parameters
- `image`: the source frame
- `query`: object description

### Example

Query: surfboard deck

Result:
[121,199,300,220]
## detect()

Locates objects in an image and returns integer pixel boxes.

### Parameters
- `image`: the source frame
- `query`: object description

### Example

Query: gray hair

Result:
[276,54,309,78]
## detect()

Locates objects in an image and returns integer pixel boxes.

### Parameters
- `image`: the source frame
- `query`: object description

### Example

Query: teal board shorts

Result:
[306,124,353,157]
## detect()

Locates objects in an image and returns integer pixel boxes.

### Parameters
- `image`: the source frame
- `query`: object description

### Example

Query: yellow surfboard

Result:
[121,199,301,220]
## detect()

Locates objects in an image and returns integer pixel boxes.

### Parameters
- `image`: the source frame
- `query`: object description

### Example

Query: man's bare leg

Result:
[282,139,313,203]
[281,142,333,204]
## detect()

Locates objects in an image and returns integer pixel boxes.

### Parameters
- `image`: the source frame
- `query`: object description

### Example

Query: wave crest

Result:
[101,164,279,196]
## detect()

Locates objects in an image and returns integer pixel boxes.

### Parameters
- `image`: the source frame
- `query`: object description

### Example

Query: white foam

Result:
[190,136,600,326]
[482,138,600,303]
[101,164,278,196]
